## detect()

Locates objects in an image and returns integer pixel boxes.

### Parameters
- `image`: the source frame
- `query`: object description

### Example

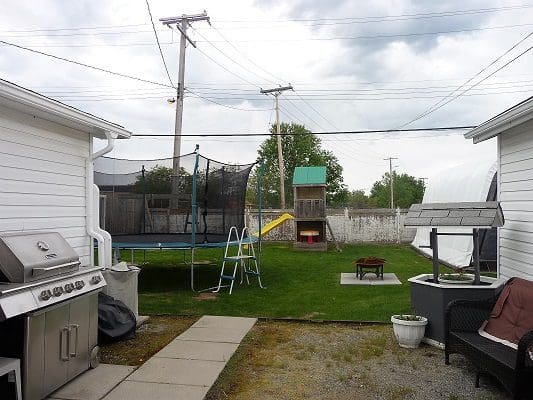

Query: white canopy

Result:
[411,158,497,268]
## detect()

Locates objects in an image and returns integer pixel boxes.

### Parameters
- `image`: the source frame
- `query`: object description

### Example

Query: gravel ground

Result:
[207,320,511,400]
[101,316,511,399]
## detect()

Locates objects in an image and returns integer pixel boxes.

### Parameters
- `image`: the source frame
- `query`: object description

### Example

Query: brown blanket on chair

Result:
[481,278,533,346]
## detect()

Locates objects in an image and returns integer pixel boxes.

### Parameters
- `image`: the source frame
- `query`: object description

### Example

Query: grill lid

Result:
[0,232,80,283]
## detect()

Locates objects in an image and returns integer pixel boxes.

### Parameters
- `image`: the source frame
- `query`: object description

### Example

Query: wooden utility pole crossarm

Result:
[260,85,293,210]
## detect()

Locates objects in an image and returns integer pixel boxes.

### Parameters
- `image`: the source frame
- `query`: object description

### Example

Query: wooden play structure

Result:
[292,166,328,251]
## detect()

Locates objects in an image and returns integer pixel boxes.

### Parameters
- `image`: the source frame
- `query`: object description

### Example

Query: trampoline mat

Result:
[111,233,258,249]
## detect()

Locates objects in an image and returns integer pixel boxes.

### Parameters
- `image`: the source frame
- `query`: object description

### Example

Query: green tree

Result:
[133,165,191,194]
[369,172,425,209]
[347,189,371,208]
[248,122,346,208]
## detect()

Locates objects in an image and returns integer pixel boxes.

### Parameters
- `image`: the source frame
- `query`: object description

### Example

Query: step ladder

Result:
[213,226,264,294]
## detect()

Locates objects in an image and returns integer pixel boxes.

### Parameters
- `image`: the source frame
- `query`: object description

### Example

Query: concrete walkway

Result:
[48,315,257,400]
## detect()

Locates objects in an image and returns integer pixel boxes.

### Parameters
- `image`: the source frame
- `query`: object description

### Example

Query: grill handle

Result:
[32,261,81,277]
[60,327,70,361]
[69,324,79,358]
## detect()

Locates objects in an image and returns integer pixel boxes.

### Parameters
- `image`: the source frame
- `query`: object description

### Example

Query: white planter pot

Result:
[391,315,428,349]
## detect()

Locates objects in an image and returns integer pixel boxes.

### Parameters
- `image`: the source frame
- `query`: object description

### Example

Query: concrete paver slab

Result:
[47,364,135,400]
[177,326,250,343]
[192,315,257,331]
[102,381,208,400]
[340,272,402,285]
[127,357,226,386]
[155,340,239,362]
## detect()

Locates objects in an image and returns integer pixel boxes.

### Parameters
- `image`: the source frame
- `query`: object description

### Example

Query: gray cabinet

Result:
[23,293,96,400]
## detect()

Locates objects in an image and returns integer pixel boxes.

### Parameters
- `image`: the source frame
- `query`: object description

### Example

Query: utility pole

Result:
[260,85,293,209]
[160,11,210,207]
[384,157,398,209]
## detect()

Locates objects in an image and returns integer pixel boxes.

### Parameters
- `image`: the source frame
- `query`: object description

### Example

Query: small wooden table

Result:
[354,257,386,280]
[300,230,320,244]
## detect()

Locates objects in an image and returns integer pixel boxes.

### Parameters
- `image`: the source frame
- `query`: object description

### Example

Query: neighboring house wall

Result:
[0,106,91,265]
[498,119,533,279]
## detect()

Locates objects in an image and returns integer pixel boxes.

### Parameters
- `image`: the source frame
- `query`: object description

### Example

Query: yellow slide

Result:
[253,213,294,237]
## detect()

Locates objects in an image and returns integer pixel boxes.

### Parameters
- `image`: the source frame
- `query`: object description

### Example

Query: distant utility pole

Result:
[260,85,293,209]
[160,11,209,206]
[384,157,398,209]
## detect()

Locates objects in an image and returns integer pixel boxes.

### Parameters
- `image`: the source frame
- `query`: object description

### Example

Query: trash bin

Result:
[102,262,140,318]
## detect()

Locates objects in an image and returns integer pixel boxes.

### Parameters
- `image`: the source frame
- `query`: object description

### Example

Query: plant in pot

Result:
[391,314,428,348]
[439,267,475,285]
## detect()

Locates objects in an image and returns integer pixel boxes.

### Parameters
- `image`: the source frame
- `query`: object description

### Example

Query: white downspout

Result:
[87,132,116,268]
[93,184,113,267]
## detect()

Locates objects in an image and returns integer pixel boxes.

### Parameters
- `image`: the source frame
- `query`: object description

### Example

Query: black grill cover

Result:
[98,292,136,343]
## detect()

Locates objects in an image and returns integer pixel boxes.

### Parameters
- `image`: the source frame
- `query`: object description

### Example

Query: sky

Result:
[1,0,532,193]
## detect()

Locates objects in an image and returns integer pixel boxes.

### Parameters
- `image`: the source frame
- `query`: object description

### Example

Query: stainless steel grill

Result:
[0,231,106,400]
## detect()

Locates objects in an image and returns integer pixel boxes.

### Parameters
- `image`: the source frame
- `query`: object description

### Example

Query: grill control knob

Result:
[90,275,102,285]
[75,280,85,290]
[53,287,63,297]
[64,283,74,293]
[40,290,52,301]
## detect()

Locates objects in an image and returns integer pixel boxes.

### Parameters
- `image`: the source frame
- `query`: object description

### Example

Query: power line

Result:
[132,126,475,137]
[2,4,530,34]
[399,32,533,127]
[190,25,276,85]
[210,23,285,84]
[193,23,533,43]
[145,0,174,87]
[0,39,173,88]
[214,4,533,24]
[180,30,261,88]
[3,22,532,45]
[184,88,270,111]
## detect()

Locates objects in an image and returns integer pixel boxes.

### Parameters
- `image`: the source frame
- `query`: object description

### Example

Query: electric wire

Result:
[3,4,530,34]
[131,126,475,137]
[189,25,277,85]
[214,4,533,24]
[145,0,175,87]
[3,22,533,45]
[192,23,533,43]
[210,23,285,84]
[184,88,270,111]
[0,39,173,88]
[399,32,533,128]
[173,27,261,89]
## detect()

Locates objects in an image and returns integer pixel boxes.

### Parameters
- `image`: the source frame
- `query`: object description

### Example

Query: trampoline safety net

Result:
[94,153,254,244]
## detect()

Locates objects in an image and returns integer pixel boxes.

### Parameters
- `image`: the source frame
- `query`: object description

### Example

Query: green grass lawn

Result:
[130,242,439,322]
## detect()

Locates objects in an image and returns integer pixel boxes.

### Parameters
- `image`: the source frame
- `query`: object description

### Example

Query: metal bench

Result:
[445,278,533,399]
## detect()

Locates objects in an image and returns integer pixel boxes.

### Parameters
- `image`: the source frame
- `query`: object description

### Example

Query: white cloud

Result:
[0,0,531,192]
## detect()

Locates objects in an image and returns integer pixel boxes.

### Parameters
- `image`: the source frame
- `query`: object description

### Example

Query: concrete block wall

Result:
[246,208,416,244]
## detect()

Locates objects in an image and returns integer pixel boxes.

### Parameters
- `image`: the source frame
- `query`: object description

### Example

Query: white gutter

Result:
[86,132,117,268]
[464,96,533,143]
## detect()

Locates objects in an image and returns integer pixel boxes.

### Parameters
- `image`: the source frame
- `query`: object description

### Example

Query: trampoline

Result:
[94,147,263,290]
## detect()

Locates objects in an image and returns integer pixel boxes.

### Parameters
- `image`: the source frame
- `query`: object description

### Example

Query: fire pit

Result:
[353,257,386,280]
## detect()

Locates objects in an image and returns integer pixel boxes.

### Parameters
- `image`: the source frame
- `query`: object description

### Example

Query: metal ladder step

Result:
[224,255,255,261]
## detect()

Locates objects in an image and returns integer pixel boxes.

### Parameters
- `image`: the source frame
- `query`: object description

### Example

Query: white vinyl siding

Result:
[0,107,91,265]
[499,118,533,279]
